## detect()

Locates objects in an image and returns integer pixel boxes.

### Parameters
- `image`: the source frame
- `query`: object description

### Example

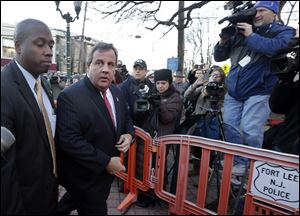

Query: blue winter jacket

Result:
[214,22,295,101]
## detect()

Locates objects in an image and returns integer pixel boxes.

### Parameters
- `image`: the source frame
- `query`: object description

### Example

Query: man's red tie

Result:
[103,91,115,127]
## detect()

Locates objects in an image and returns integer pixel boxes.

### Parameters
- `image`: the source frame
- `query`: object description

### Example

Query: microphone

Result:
[138,83,149,95]
[1,127,16,153]
[139,83,145,89]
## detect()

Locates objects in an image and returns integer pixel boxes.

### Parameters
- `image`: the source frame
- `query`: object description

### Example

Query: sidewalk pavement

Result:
[58,157,244,215]
[58,178,169,215]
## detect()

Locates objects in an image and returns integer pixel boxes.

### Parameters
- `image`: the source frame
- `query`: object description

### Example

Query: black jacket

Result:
[268,80,299,155]
[1,60,58,214]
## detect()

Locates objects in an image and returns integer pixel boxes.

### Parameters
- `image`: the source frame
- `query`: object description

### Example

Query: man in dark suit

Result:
[1,19,58,214]
[55,42,135,215]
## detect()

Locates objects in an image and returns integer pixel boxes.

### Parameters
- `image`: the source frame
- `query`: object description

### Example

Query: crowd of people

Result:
[1,1,299,215]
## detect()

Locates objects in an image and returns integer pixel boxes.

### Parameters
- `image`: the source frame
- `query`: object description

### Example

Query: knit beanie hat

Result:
[154,69,173,84]
[254,1,279,14]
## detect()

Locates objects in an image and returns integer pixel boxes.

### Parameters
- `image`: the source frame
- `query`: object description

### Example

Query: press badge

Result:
[239,55,251,67]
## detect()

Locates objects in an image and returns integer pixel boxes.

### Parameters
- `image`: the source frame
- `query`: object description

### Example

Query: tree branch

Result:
[146,1,210,31]
[92,1,211,31]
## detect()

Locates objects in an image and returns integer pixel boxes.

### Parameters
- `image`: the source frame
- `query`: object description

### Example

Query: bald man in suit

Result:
[1,19,58,214]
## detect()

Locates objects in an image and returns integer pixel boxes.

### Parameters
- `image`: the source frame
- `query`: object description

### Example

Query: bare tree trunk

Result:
[206,20,211,66]
[199,20,204,64]
[178,1,185,72]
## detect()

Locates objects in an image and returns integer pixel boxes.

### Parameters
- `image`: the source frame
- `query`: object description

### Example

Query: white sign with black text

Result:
[250,161,299,209]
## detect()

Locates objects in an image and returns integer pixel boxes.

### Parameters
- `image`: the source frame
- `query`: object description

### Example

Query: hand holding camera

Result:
[218,1,256,42]
[236,22,253,37]
[194,73,206,87]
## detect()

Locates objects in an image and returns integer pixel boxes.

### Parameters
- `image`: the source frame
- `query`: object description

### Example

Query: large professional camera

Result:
[271,37,299,82]
[135,93,161,112]
[134,84,160,112]
[206,81,225,110]
[218,1,256,38]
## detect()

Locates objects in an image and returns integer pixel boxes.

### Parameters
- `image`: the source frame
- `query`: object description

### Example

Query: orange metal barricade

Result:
[116,129,299,215]
[116,127,153,210]
[155,135,298,215]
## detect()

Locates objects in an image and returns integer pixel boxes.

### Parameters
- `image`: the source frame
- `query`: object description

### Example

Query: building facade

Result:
[1,22,98,74]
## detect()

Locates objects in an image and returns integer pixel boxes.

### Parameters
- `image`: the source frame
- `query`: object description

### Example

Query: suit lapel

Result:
[10,61,51,151]
[41,76,55,110]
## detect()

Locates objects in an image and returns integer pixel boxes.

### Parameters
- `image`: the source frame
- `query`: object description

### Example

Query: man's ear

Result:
[15,41,21,55]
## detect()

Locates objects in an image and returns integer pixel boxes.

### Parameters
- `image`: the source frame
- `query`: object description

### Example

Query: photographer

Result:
[184,67,226,116]
[118,59,156,206]
[143,69,183,197]
[214,1,295,175]
[187,64,205,85]
[184,67,207,118]
[119,59,156,127]
[263,32,299,155]
[264,75,299,155]
[144,69,183,138]
[183,68,226,176]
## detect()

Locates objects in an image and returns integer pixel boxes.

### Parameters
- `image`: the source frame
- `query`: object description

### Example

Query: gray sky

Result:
[1,1,299,70]
[1,1,180,70]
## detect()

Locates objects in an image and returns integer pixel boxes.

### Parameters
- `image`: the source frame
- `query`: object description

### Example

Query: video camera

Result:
[218,1,256,38]
[134,84,160,112]
[271,37,299,82]
[205,81,225,110]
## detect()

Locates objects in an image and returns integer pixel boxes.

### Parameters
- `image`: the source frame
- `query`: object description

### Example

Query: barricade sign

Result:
[250,161,299,209]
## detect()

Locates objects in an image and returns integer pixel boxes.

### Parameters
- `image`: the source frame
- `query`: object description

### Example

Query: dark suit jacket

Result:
[1,60,58,215]
[55,76,134,213]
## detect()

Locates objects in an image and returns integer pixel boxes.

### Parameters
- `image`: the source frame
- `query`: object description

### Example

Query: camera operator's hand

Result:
[147,93,161,107]
[236,22,253,37]
[149,98,161,107]
[279,72,298,84]
[193,74,206,87]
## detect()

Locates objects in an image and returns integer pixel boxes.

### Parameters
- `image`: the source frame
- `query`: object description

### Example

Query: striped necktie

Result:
[103,91,115,127]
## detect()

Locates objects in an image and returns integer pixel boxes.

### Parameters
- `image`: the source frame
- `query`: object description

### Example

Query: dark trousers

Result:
[57,192,76,215]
